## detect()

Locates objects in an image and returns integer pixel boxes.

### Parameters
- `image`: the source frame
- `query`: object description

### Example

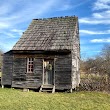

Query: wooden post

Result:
[2,85,4,88]
[52,85,55,93]
[53,58,56,92]
[70,88,73,93]
[42,59,44,85]
[23,88,29,92]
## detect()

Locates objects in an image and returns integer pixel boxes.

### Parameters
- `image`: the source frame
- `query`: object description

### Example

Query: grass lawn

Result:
[0,88,110,110]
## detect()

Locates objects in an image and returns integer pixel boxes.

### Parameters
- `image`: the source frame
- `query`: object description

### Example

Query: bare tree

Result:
[101,44,110,76]
[80,44,110,75]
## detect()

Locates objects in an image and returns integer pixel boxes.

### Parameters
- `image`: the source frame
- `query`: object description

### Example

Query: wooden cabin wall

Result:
[26,58,42,88]
[2,51,79,90]
[71,22,80,89]
[13,54,72,90]
[12,55,43,89]
[1,53,13,86]
[55,54,72,90]
[12,57,27,88]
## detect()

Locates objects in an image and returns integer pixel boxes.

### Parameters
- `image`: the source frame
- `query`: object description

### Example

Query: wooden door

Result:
[43,59,54,85]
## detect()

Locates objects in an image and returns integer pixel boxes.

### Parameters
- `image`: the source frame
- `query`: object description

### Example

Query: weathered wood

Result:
[55,54,72,89]
[71,23,80,89]
[12,57,26,88]
[1,52,13,85]
[12,57,43,88]
[26,58,42,88]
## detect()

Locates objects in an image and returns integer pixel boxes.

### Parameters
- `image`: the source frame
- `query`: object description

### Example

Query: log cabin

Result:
[1,16,80,93]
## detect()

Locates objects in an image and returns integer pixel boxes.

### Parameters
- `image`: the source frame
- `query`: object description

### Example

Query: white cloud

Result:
[92,13,103,19]
[2,32,15,38]
[79,10,110,25]
[0,22,10,29]
[79,18,107,25]
[11,29,24,35]
[0,30,21,38]
[91,38,110,43]
[93,0,110,10]
[0,0,57,29]
[93,10,110,19]
[80,30,110,35]
[79,0,110,25]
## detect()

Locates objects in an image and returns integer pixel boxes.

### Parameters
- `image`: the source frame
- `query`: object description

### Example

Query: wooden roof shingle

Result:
[12,16,78,51]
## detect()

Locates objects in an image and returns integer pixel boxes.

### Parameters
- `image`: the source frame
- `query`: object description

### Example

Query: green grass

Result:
[0,88,110,110]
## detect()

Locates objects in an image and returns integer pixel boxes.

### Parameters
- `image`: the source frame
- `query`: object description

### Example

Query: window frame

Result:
[27,58,34,73]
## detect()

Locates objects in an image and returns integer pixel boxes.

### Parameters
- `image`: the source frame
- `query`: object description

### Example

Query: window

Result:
[27,58,34,73]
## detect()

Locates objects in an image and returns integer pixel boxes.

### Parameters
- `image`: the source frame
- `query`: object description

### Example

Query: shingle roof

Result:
[12,16,78,51]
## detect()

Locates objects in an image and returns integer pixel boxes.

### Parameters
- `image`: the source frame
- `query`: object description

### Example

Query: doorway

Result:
[43,59,54,85]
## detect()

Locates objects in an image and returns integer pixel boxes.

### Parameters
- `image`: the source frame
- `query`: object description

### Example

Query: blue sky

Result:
[0,0,110,59]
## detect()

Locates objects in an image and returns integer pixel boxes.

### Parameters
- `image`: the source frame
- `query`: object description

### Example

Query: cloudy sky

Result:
[0,0,110,58]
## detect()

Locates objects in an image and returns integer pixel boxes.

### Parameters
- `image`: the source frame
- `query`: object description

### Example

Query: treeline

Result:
[81,44,110,76]
[80,44,110,92]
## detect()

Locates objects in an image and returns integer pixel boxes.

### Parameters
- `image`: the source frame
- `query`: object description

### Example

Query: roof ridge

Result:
[33,16,78,21]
